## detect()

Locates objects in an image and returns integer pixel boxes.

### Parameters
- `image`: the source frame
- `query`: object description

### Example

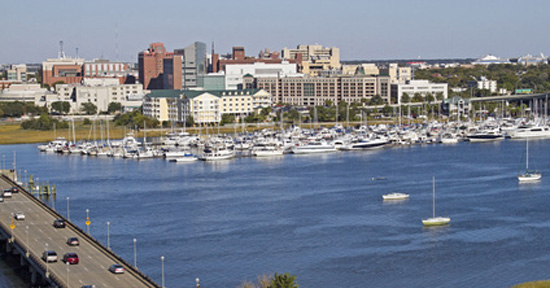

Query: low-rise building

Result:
[442,96,471,118]
[224,62,298,90]
[282,44,341,76]
[391,80,448,104]
[56,78,145,113]
[7,64,27,83]
[0,84,49,103]
[142,90,181,122]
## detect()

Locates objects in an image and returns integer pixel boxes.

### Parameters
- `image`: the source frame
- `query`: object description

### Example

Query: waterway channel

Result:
[0,140,549,287]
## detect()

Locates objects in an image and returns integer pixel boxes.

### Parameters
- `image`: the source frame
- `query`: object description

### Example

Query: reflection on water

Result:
[0,140,550,287]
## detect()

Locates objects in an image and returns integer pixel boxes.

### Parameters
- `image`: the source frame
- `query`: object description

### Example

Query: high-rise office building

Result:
[174,42,207,89]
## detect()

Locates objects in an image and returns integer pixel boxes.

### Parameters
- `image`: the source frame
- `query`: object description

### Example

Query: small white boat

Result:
[382,193,410,201]
[422,177,450,227]
[198,146,235,161]
[292,140,337,154]
[252,145,284,157]
[518,140,541,183]
[169,154,198,162]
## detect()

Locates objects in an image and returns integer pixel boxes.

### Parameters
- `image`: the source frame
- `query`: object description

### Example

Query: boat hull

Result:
[422,217,451,227]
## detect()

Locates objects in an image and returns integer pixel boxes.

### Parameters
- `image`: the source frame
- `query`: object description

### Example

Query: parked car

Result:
[108,264,125,274]
[0,196,3,202]
[63,252,79,264]
[5,186,19,193]
[3,191,12,198]
[42,250,58,262]
[14,211,25,220]
[67,237,80,246]
[53,219,66,228]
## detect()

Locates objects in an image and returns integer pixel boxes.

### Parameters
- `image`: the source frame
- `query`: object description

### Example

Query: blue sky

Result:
[3,0,550,63]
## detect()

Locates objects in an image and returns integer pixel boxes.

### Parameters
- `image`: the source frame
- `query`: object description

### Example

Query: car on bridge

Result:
[4,186,19,193]
[42,250,58,262]
[67,237,80,246]
[108,264,125,274]
[3,191,12,198]
[63,252,79,264]
[14,212,25,220]
[53,219,66,228]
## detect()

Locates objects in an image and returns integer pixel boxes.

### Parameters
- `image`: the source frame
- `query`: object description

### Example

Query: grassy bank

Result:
[0,119,398,145]
[513,281,550,288]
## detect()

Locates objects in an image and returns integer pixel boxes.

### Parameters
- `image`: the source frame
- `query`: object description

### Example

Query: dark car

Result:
[81,285,96,288]
[63,252,79,264]
[67,237,79,246]
[5,186,19,193]
[53,219,66,228]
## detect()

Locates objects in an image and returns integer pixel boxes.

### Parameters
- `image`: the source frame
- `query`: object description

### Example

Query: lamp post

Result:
[86,209,90,234]
[66,197,70,220]
[45,243,49,278]
[133,238,137,268]
[25,225,29,257]
[161,256,165,288]
[66,261,70,286]
[107,222,110,250]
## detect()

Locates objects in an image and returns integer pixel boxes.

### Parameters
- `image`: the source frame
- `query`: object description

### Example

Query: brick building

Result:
[138,43,182,90]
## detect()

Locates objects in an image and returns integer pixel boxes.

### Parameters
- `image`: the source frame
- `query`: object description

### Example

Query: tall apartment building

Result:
[281,44,341,76]
[379,63,412,83]
[138,43,182,90]
[174,42,207,89]
[7,64,27,83]
[256,75,391,106]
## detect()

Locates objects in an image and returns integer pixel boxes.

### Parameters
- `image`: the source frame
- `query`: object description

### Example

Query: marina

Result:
[1,132,550,287]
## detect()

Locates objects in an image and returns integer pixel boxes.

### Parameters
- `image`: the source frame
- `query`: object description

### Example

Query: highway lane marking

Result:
[84,267,89,272]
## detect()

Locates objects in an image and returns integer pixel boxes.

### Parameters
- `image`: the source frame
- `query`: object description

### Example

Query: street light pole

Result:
[161,256,165,288]
[86,209,90,234]
[66,261,70,286]
[107,222,110,250]
[25,225,29,257]
[133,238,137,268]
[66,197,70,220]
[45,243,49,278]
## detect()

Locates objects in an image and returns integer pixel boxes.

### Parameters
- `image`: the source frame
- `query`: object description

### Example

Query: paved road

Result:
[0,177,159,288]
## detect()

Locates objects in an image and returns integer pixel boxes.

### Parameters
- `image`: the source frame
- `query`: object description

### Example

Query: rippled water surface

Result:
[1,140,550,288]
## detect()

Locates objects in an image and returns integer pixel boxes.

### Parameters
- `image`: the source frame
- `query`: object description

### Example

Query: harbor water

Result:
[1,140,549,287]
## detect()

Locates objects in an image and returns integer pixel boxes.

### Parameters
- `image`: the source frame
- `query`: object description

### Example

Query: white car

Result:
[14,212,25,220]
[3,191,12,198]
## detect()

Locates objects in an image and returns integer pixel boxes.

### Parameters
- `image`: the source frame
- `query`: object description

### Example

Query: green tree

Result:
[369,94,385,106]
[81,102,97,115]
[107,102,123,114]
[220,114,235,125]
[185,115,194,127]
[412,93,424,103]
[435,92,444,101]
[269,273,298,288]
[51,101,71,114]
[425,93,435,103]
[382,104,392,116]
[401,93,411,104]
[285,109,300,123]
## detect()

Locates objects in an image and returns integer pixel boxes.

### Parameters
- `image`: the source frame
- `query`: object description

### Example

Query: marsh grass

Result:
[513,281,550,288]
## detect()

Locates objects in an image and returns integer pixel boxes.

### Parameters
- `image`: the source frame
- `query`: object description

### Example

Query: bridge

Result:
[0,172,160,288]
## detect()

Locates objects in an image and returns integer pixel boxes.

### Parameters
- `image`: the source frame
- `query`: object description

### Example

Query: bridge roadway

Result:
[0,175,160,288]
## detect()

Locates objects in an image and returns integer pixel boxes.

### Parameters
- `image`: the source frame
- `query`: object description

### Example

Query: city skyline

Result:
[3,0,550,63]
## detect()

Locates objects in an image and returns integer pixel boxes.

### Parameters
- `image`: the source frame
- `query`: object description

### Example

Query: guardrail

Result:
[1,175,161,288]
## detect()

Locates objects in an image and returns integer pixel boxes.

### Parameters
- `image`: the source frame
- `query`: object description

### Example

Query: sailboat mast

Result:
[432,176,436,218]
[526,140,529,170]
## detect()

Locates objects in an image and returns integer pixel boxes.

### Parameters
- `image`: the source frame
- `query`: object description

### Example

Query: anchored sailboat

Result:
[517,139,541,182]
[422,177,450,227]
